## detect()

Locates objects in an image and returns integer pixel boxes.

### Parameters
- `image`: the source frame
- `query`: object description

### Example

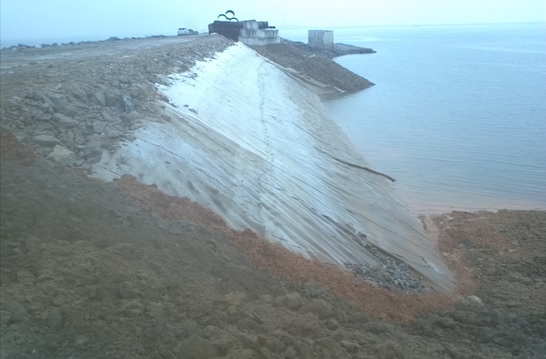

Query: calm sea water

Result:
[286,23,546,213]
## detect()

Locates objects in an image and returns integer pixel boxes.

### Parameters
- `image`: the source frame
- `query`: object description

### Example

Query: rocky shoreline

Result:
[251,41,374,93]
[283,39,376,58]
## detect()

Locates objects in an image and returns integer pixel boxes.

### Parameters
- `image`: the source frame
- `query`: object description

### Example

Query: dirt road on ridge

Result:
[0,35,201,71]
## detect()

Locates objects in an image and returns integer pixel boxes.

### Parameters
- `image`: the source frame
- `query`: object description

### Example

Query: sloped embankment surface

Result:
[93,42,455,293]
[1,35,545,358]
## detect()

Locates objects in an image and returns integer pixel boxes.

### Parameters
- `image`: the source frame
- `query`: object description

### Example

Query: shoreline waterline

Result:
[318,23,546,215]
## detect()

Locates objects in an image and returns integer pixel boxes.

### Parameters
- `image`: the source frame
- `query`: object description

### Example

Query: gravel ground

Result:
[251,41,374,93]
[1,35,545,359]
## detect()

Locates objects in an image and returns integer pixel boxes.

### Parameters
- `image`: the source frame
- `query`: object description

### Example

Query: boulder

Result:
[67,85,88,102]
[53,113,77,129]
[104,92,119,107]
[92,90,107,107]
[46,94,78,116]
[122,95,135,113]
[130,84,155,100]
[47,145,76,165]
[93,122,107,134]
[32,135,61,147]
[82,145,103,163]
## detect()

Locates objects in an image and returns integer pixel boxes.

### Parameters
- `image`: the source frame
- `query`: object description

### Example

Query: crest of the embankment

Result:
[92,41,455,293]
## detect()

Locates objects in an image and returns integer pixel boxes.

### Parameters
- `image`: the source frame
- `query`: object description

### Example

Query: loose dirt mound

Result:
[2,135,545,358]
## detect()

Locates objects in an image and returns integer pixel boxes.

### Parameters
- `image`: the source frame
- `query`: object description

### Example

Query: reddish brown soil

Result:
[1,129,545,358]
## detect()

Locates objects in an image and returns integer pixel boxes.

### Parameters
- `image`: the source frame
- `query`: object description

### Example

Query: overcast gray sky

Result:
[1,0,545,42]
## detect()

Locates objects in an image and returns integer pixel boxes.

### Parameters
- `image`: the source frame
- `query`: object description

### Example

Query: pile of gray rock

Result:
[345,244,430,294]
[1,75,157,168]
[282,38,376,58]
[0,35,232,170]
[251,41,374,93]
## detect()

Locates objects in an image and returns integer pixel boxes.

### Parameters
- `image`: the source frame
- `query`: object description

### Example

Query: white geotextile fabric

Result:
[93,43,455,293]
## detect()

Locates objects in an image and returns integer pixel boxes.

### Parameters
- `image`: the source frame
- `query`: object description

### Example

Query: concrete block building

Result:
[308,30,334,49]
[239,21,280,46]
